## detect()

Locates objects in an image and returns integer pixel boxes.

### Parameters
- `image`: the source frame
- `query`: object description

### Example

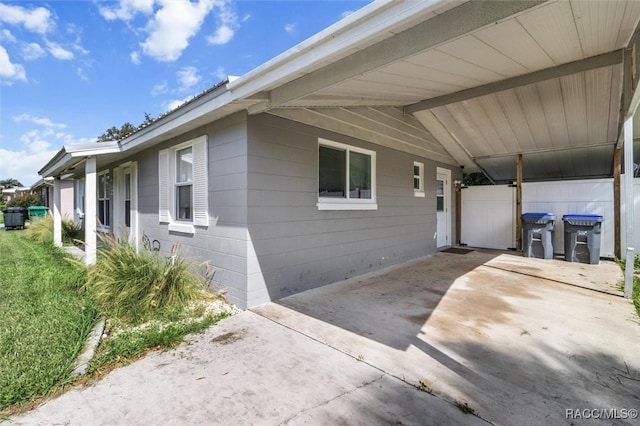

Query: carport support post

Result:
[85,156,97,266]
[623,116,635,299]
[516,154,523,251]
[53,177,62,247]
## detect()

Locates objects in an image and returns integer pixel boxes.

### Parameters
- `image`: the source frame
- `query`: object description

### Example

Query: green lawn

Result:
[0,231,96,412]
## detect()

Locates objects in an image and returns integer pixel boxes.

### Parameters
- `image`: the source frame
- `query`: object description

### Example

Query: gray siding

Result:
[246,113,459,306]
[132,112,250,307]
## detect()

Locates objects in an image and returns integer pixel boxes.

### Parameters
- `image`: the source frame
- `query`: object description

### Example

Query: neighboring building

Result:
[31,178,75,219]
[38,1,640,308]
[1,186,31,203]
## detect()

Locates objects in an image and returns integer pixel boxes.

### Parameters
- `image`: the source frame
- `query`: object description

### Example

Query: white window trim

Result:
[414,161,425,197]
[97,170,110,231]
[159,135,208,235]
[317,138,377,211]
[113,162,139,248]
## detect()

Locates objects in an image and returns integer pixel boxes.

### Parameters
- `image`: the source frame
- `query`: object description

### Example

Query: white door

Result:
[436,169,450,247]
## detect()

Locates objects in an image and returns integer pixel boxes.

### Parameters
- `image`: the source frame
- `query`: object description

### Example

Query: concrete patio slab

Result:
[253,249,640,426]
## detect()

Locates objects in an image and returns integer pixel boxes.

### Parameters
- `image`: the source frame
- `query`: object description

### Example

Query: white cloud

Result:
[284,23,296,35]
[206,0,238,45]
[46,41,74,60]
[141,0,215,62]
[161,96,191,112]
[213,66,226,81]
[0,29,16,43]
[13,114,66,129]
[207,25,233,45]
[99,0,155,21]
[0,3,54,35]
[21,42,45,60]
[0,45,26,83]
[77,67,88,81]
[177,66,201,91]
[0,128,93,185]
[151,80,168,95]
[130,51,141,64]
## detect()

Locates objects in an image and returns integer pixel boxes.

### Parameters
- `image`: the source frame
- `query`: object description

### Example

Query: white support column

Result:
[623,115,635,298]
[85,156,97,265]
[53,177,62,247]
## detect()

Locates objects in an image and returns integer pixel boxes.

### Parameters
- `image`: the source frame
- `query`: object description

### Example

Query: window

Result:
[124,169,131,227]
[159,135,208,233]
[97,171,111,227]
[318,139,376,210]
[413,161,425,197]
[436,179,445,212]
[176,147,193,221]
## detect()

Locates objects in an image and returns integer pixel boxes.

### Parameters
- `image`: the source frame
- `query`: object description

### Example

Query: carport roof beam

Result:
[404,50,623,114]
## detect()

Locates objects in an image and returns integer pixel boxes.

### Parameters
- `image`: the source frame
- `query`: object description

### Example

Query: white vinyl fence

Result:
[460,177,640,258]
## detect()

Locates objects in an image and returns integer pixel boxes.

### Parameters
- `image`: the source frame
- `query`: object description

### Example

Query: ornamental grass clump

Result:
[86,233,209,324]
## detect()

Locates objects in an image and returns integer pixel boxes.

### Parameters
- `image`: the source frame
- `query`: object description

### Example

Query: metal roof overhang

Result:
[38,0,640,183]
[259,0,640,183]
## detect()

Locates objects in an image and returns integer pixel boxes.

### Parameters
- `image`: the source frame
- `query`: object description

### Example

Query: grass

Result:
[0,228,234,416]
[0,231,96,412]
[616,254,640,317]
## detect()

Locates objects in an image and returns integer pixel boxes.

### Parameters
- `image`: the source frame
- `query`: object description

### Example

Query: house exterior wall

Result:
[245,113,459,307]
[60,180,74,219]
[130,112,251,307]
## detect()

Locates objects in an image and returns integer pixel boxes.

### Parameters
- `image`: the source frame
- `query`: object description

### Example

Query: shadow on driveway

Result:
[254,249,640,425]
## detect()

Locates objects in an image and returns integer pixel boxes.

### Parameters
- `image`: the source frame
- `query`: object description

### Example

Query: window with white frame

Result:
[413,161,425,197]
[176,147,193,221]
[124,168,131,227]
[317,138,377,210]
[159,135,208,233]
[97,171,111,227]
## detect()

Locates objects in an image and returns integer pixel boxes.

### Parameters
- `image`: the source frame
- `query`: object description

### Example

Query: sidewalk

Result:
[8,311,486,425]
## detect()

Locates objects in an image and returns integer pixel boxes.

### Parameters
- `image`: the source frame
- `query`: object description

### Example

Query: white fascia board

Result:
[226,0,442,98]
[67,143,120,157]
[38,142,120,178]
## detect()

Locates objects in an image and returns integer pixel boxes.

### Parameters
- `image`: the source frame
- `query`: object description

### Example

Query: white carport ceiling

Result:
[270,0,640,183]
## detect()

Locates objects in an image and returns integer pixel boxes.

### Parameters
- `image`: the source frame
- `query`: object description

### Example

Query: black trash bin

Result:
[521,213,556,259]
[563,214,603,264]
[2,207,26,230]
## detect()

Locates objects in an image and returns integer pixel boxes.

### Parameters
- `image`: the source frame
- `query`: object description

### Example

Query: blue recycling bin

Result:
[563,214,603,264]
[521,213,556,259]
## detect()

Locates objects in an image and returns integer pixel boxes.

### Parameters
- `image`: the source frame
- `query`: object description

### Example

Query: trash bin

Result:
[2,207,26,230]
[27,205,49,218]
[521,213,556,259]
[563,214,603,264]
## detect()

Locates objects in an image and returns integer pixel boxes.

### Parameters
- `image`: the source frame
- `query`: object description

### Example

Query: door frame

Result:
[436,167,451,248]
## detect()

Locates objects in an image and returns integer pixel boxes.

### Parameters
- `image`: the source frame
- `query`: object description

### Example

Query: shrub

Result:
[6,194,41,208]
[22,215,83,246]
[85,234,212,324]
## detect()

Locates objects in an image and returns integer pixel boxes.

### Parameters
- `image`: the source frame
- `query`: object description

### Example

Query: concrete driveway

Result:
[8,249,639,425]
[253,249,640,425]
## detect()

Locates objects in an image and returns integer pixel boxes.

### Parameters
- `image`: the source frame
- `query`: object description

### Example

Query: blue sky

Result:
[0,0,371,186]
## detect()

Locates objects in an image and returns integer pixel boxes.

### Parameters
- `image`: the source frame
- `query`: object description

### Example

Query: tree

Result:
[97,112,156,142]
[0,178,23,188]
[463,172,493,186]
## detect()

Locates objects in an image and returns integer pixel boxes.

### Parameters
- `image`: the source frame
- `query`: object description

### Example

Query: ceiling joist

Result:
[405,49,624,114]
[269,0,545,108]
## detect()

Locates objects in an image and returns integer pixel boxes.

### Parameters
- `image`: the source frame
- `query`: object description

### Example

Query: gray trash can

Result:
[563,214,603,264]
[2,207,26,230]
[521,213,555,259]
